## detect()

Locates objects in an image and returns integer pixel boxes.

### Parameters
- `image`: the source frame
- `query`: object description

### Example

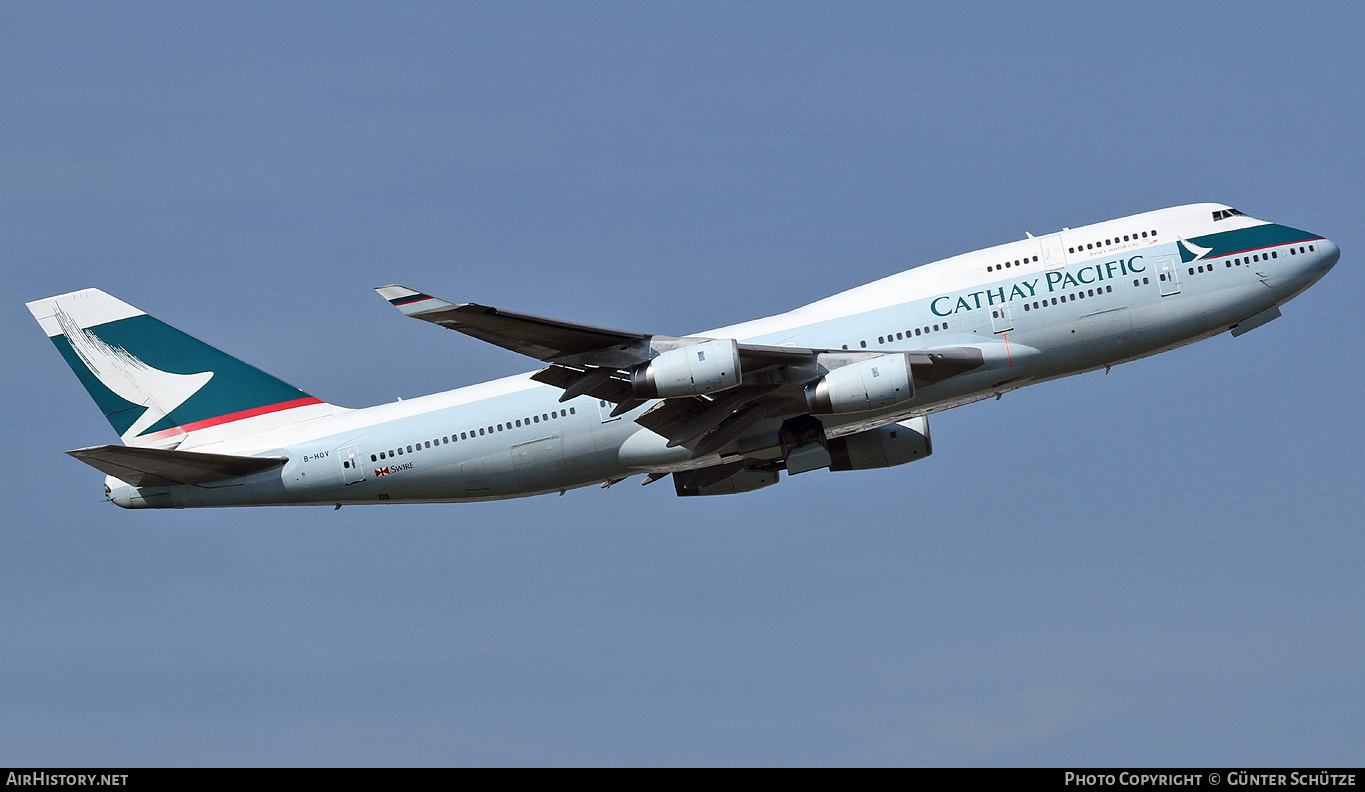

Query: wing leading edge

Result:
[375,284,983,461]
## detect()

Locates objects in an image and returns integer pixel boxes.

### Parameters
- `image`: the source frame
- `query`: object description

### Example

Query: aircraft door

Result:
[597,398,622,423]
[1040,234,1067,271]
[1155,256,1181,296]
[991,302,1014,333]
[339,445,365,484]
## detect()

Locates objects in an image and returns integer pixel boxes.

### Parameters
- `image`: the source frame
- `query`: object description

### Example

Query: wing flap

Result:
[68,445,287,487]
[531,365,634,403]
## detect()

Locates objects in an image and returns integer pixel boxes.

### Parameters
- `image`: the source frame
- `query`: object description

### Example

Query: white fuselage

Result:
[108,203,1339,507]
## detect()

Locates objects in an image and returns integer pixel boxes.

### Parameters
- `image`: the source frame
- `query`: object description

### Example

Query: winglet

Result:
[375,285,456,316]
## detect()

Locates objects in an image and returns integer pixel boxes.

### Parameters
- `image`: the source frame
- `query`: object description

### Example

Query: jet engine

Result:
[804,354,914,414]
[632,338,743,398]
[827,417,932,471]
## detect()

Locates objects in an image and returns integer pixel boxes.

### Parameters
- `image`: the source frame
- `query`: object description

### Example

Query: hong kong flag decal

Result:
[374,467,390,477]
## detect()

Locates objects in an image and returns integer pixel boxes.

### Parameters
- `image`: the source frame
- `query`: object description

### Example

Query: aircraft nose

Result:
[1318,238,1340,272]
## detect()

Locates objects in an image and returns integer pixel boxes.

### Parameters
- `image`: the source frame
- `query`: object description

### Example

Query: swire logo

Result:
[375,467,390,477]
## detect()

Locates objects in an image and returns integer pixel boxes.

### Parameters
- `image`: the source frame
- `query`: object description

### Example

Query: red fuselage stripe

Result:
[140,397,324,440]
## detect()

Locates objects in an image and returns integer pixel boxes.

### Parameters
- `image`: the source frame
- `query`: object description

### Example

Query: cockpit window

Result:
[1212,208,1247,221]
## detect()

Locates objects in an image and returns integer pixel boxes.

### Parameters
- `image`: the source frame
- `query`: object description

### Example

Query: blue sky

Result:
[3,2,1362,766]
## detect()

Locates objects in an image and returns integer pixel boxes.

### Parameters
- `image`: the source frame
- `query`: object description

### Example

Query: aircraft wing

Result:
[376,284,983,451]
[69,445,287,487]
[376,286,650,362]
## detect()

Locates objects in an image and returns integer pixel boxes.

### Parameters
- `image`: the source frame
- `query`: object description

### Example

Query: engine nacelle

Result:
[828,417,932,471]
[632,339,743,398]
[805,354,914,414]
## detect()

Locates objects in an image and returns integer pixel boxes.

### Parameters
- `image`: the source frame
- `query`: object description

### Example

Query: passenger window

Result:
[896,332,904,340]
[860,340,867,348]
[515,419,522,427]
[542,414,549,421]
[933,324,940,331]
[943,322,948,329]
[371,454,377,462]
[570,407,576,415]
[533,416,539,423]
[914,329,921,336]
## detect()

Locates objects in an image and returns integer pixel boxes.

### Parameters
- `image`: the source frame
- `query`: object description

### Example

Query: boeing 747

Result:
[27,203,1338,507]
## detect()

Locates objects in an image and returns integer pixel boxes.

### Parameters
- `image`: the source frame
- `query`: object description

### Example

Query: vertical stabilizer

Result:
[27,289,337,448]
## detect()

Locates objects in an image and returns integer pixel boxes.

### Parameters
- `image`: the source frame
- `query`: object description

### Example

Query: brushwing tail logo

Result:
[1178,237,1213,262]
[54,308,213,442]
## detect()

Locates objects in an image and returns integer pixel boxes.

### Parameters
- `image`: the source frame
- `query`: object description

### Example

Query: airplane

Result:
[27,203,1338,508]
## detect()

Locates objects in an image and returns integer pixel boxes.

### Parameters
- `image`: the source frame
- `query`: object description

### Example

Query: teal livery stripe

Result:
[1181,224,1321,263]
[51,314,316,439]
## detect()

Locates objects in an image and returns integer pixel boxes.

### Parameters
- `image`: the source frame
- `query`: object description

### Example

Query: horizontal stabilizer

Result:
[68,445,286,487]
